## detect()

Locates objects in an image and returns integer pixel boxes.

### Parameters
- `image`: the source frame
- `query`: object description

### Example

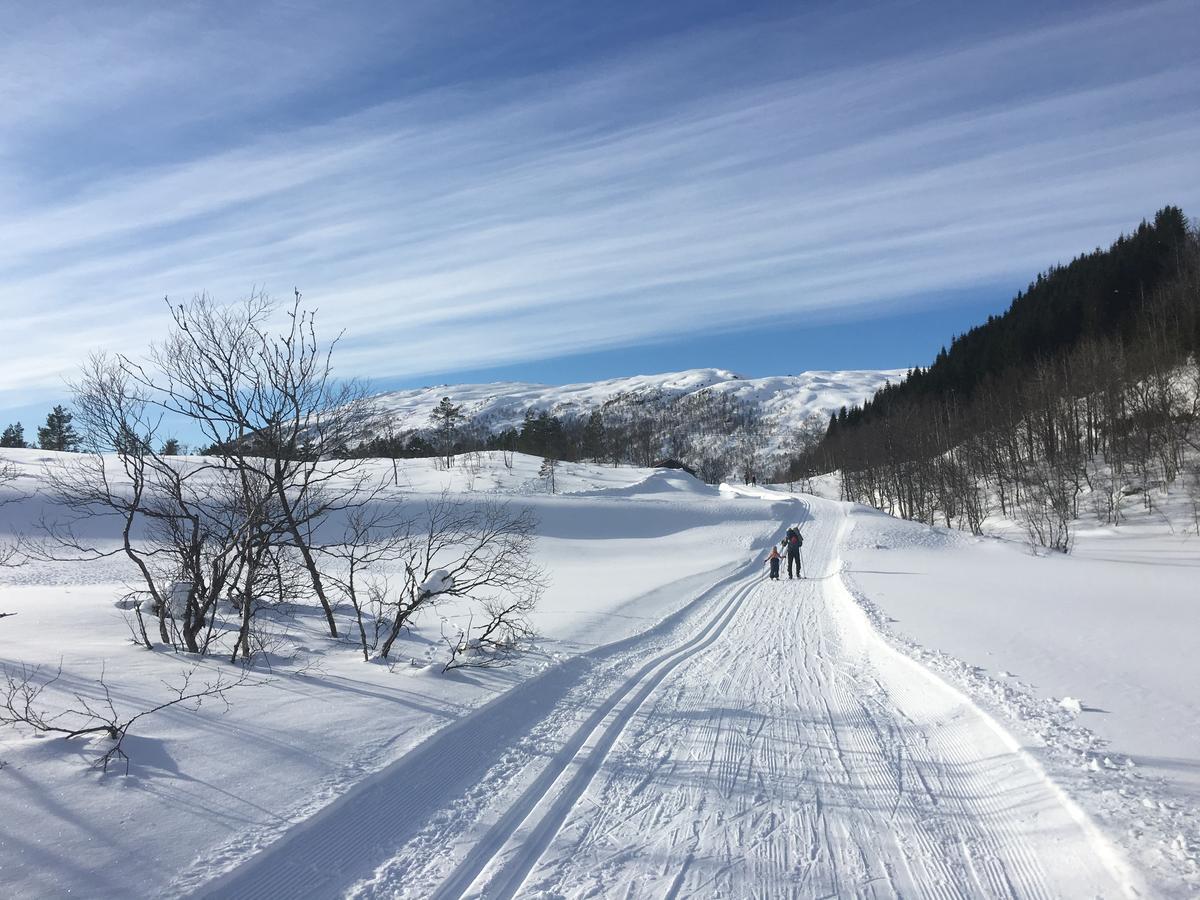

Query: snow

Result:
[1060,696,1085,715]
[840,502,1200,799]
[419,570,454,596]
[836,501,1200,892]
[0,448,1196,897]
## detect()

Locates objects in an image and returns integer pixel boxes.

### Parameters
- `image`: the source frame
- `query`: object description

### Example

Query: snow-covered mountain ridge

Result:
[371,367,904,452]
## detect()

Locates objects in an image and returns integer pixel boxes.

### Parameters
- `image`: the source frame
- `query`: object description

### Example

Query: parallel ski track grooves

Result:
[431,563,769,899]
[199,495,1132,899]
[191,510,799,900]
[499,501,1131,899]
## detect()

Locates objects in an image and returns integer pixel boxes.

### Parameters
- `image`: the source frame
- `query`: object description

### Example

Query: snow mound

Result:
[1058,696,1084,715]
[420,570,454,596]
[573,468,719,500]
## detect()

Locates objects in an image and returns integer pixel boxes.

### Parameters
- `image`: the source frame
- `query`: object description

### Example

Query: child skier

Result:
[766,546,781,580]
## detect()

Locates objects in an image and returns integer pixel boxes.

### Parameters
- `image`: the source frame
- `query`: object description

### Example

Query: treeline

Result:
[791,207,1200,549]
[2,406,83,452]
[350,387,787,484]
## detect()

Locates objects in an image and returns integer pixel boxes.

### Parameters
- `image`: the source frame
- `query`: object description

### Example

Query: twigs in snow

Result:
[441,595,538,672]
[0,661,258,774]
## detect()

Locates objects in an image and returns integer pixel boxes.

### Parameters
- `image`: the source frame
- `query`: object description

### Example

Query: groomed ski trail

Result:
[187,522,781,900]
[196,497,1138,900]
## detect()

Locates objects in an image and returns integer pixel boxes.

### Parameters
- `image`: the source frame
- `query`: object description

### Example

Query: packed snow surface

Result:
[0,449,1196,898]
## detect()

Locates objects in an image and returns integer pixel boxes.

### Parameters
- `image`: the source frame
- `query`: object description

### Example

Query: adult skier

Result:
[782,525,803,579]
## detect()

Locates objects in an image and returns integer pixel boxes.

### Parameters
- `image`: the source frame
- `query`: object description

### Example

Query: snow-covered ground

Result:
[831,491,1200,892]
[0,449,1196,897]
[845,509,1200,795]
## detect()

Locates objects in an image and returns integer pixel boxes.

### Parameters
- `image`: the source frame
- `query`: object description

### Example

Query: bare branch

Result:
[0,660,260,774]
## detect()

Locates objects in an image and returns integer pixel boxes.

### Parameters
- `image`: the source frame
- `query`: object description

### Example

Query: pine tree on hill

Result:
[793,205,1200,543]
[840,206,1192,429]
[37,406,80,452]
[429,396,464,467]
[581,410,606,462]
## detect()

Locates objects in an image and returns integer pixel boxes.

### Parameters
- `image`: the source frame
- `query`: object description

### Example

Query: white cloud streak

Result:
[0,1,1197,409]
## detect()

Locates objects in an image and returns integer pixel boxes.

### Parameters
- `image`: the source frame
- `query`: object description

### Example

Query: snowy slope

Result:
[0,450,784,899]
[370,367,902,456]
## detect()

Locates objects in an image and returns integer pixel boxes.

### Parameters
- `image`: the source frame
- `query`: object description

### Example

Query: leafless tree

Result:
[0,661,254,773]
[36,291,549,674]
[377,493,545,665]
[0,458,23,557]
[39,355,267,655]
[129,291,380,639]
[40,292,392,661]
[320,505,415,662]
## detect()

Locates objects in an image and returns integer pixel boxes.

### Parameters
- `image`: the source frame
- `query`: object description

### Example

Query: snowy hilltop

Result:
[369,368,904,467]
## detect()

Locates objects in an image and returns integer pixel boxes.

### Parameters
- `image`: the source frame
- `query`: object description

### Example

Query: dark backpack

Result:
[787,529,801,548]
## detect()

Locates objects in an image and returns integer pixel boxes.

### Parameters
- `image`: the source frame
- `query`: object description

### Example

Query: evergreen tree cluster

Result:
[794,207,1200,547]
[3,405,185,456]
[2,405,81,452]
[829,207,1194,437]
[0,422,26,448]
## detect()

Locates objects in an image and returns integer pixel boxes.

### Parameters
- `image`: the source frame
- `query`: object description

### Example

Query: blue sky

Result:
[2,0,1198,428]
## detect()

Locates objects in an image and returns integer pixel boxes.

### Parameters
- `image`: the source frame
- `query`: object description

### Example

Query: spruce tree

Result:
[429,396,464,467]
[160,437,182,456]
[37,405,80,452]
[538,456,558,494]
[581,411,606,461]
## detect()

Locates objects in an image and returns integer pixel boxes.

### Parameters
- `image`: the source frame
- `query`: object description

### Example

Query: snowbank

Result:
[840,502,1200,891]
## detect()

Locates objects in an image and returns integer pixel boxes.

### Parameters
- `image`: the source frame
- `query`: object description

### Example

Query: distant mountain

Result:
[369,368,904,467]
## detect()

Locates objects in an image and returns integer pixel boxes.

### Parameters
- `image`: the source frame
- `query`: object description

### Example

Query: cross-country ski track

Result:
[193,496,1138,900]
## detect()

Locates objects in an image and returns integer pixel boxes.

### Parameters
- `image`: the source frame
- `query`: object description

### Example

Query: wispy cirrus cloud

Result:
[1,0,1197,410]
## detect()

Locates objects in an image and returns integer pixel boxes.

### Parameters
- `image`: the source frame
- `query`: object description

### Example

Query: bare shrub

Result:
[0,459,24,573]
[1018,469,1075,554]
[321,506,415,662]
[0,661,253,773]
[442,595,538,671]
[377,493,544,666]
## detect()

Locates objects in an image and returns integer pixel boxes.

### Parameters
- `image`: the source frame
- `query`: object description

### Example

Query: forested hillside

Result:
[795,207,1200,548]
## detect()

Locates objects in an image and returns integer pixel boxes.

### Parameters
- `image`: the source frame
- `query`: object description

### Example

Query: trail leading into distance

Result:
[202,497,1136,900]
